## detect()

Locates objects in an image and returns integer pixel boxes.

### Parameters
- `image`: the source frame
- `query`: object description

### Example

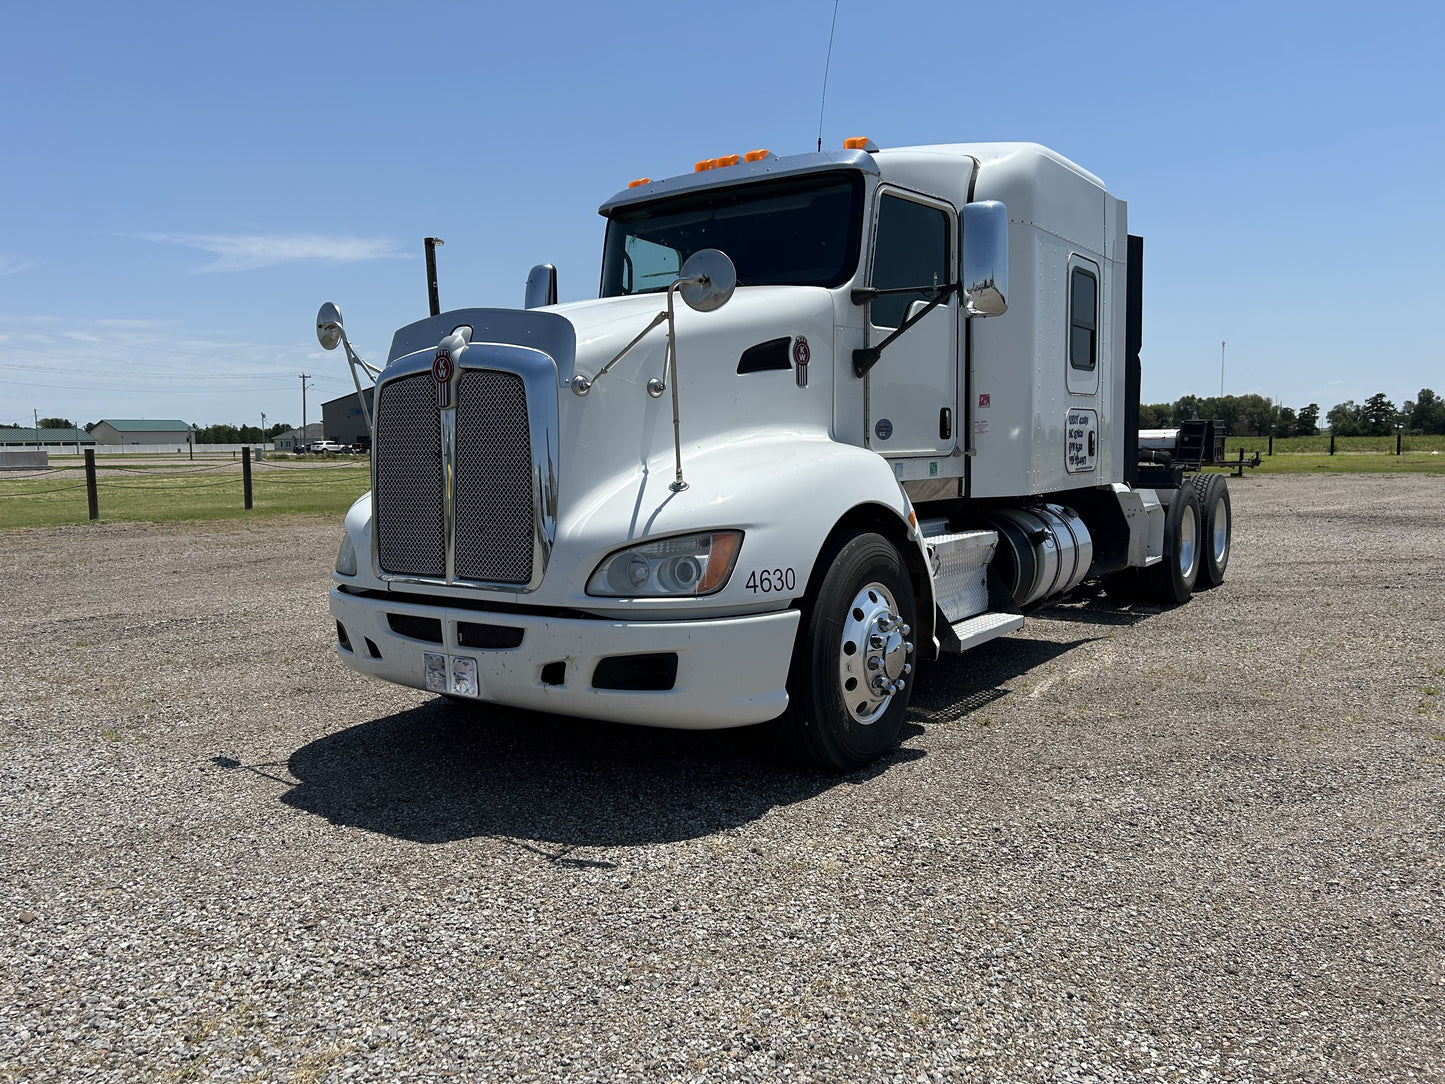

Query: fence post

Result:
[1329,432,1336,456]
[1397,431,1403,456]
[242,447,253,510]
[85,448,99,521]
[1268,434,1273,456]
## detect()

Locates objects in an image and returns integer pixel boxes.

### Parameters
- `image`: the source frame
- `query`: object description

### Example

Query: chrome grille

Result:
[374,373,444,577]
[454,369,535,584]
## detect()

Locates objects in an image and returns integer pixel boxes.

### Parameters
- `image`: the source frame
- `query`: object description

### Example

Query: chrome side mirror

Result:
[525,264,558,309]
[961,201,1009,317]
[678,249,736,312]
[316,302,344,350]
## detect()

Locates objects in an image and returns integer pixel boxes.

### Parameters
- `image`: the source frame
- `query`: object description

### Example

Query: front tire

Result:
[787,531,917,772]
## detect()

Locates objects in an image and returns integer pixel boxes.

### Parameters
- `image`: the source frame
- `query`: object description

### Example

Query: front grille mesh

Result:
[374,373,443,577]
[454,369,535,585]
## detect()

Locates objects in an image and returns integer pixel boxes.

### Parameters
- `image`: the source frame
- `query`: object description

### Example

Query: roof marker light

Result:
[843,136,878,151]
[627,177,651,188]
[715,154,741,167]
[694,159,717,172]
[743,149,770,162]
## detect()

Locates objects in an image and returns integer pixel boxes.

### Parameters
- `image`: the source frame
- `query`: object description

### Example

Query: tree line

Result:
[2,418,298,443]
[1139,389,1444,437]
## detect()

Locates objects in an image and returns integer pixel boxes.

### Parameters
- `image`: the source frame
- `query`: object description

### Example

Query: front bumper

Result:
[330,586,800,729]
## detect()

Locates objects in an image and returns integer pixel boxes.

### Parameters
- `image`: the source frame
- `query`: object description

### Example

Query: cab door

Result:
[863,189,956,457]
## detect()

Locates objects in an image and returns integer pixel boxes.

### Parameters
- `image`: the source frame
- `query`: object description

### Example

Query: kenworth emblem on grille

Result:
[432,349,455,408]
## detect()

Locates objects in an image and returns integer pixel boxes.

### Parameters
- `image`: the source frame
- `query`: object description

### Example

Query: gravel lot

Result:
[2,473,1443,1083]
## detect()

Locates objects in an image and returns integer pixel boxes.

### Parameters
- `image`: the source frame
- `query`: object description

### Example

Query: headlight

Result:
[586,531,742,597]
[335,533,357,576]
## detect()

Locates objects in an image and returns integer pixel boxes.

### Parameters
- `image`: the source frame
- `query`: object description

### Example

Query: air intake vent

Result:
[457,621,525,649]
[592,653,678,691]
[386,613,444,643]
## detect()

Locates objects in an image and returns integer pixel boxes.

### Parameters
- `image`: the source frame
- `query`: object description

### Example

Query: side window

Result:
[1069,266,1098,370]
[871,194,949,329]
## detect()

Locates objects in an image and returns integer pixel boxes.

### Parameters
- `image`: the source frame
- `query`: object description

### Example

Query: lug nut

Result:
[877,616,892,632]
[904,641,913,654]
[902,663,912,675]
[867,656,882,670]
[869,634,885,649]
[901,624,911,636]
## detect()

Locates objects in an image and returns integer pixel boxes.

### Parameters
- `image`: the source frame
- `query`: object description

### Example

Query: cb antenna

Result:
[816,0,840,152]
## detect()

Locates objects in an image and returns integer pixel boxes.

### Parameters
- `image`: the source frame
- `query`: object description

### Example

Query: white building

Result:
[90,419,192,446]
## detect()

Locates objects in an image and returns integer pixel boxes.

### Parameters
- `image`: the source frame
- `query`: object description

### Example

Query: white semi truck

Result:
[318,139,1232,770]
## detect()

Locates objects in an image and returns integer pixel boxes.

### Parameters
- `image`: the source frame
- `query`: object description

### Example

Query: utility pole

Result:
[260,412,266,455]
[299,374,314,450]
[1220,341,1225,397]
[33,408,39,450]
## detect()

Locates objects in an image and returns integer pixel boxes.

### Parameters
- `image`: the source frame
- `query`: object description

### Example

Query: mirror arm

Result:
[571,310,668,395]
[852,282,960,378]
[849,283,955,306]
[337,335,377,431]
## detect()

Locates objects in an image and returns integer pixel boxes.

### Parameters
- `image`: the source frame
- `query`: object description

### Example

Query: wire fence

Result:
[0,450,373,527]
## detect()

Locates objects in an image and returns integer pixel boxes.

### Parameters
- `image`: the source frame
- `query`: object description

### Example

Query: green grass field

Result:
[1217,434,1445,475]
[1226,434,1445,455]
[0,462,372,530]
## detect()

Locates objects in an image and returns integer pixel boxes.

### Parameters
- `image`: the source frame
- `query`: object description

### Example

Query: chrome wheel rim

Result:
[1212,499,1230,565]
[1178,504,1198,580]
[837,582,913,725]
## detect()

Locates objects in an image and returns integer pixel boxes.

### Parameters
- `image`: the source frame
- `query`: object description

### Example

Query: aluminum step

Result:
[921,527,998,624]
[939,610,1025,655]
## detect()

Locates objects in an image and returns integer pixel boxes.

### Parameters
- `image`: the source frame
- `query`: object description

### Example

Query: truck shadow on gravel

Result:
[276,633,1097,849]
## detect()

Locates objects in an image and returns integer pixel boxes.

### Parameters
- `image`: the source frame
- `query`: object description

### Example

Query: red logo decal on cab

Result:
[793,337,810,387]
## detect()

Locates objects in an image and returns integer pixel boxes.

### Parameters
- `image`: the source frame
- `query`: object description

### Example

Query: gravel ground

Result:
[2,473,1442,1083]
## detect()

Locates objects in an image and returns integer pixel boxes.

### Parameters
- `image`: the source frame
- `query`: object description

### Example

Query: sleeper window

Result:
[1069,267,1097,371]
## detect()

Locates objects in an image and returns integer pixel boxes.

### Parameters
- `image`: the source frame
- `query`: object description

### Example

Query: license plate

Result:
[423,652,481,696]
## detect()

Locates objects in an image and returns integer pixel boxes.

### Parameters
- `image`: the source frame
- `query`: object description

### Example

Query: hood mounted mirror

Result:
[316,302,344,351]
[678,249,736,313]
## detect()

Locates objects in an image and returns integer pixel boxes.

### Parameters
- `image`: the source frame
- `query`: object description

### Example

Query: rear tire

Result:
[1144,484,1201,606]
[786,531,917,772]
[1191,474,1231,588]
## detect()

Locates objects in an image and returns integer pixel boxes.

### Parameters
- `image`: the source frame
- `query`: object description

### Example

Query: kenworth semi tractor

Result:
[318,140,1232,771]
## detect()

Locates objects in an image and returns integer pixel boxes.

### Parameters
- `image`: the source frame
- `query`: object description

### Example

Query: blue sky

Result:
[2,0,1441,431]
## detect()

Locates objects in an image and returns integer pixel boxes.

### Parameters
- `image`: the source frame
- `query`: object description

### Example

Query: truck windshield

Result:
[600,172,863,297]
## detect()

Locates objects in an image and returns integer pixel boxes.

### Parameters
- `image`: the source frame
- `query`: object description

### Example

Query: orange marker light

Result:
[698,532,743,594]
[843,136,872,150]
[743,149,770,162]
[694,159,717,172]
[715,154,741,167]
[627,177,651,188]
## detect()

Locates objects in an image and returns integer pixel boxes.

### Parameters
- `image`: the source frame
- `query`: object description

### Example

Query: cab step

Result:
[937,611,1025,655]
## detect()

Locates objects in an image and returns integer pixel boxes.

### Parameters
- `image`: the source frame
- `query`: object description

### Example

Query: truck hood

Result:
[385,285,837,517]
[374,286,842,607]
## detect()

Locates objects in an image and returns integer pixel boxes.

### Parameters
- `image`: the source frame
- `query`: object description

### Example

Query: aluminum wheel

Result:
[1177,502,1199,581]
[1212,497,1230,565]
[836,581,913,725]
